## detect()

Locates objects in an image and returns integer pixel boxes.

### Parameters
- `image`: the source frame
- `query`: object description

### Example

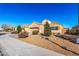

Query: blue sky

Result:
[0,3,78,28]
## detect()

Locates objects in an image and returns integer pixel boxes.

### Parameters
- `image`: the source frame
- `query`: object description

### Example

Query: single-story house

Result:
[22,19,66,35]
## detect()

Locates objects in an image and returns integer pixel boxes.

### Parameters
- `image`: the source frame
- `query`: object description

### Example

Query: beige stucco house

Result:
[22,19,66,35]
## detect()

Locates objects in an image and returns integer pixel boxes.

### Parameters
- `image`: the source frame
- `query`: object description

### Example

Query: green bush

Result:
[17,25,22,33]
[32,30,39,35]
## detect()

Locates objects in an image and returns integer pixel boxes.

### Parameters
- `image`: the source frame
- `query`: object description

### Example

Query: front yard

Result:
[18,35,78,56]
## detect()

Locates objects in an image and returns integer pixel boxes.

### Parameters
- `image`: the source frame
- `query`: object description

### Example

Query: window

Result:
[30,27,39,29]
[51,26,58,30]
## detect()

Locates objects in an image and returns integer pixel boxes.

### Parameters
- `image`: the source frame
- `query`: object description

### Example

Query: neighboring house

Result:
[22,25,32,35]
[22,19,66,35]
[30,22,39,32]
[72,25,79,30]
[0,27,4,32]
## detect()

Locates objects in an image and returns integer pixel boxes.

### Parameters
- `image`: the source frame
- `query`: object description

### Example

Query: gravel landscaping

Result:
[19,35,79,56]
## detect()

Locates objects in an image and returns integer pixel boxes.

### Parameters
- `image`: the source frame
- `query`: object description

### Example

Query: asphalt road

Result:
[0,34,64,56]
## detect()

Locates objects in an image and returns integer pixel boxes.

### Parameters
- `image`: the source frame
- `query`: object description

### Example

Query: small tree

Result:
[17,25,22,33]
[44,21,51,36]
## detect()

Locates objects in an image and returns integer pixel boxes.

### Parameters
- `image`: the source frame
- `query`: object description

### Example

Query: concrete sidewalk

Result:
[0,35,64,56]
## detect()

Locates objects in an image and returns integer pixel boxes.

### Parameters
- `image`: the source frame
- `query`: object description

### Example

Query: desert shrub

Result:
[69,29,78,35]
[32,30,39,35]
[65,29,79,36]
[76,30,79,34]
[40,33,44,35]
[18,32,28,38]
[11,31,18,34]
[3,28,13,32]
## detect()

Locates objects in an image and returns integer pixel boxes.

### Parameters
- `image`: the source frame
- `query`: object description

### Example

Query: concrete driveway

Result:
[0,34,64,56]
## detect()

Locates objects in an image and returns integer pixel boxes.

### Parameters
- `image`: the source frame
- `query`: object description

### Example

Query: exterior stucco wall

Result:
[39,25,44,34]
[22,20,66,35]
[50,23,65,35]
